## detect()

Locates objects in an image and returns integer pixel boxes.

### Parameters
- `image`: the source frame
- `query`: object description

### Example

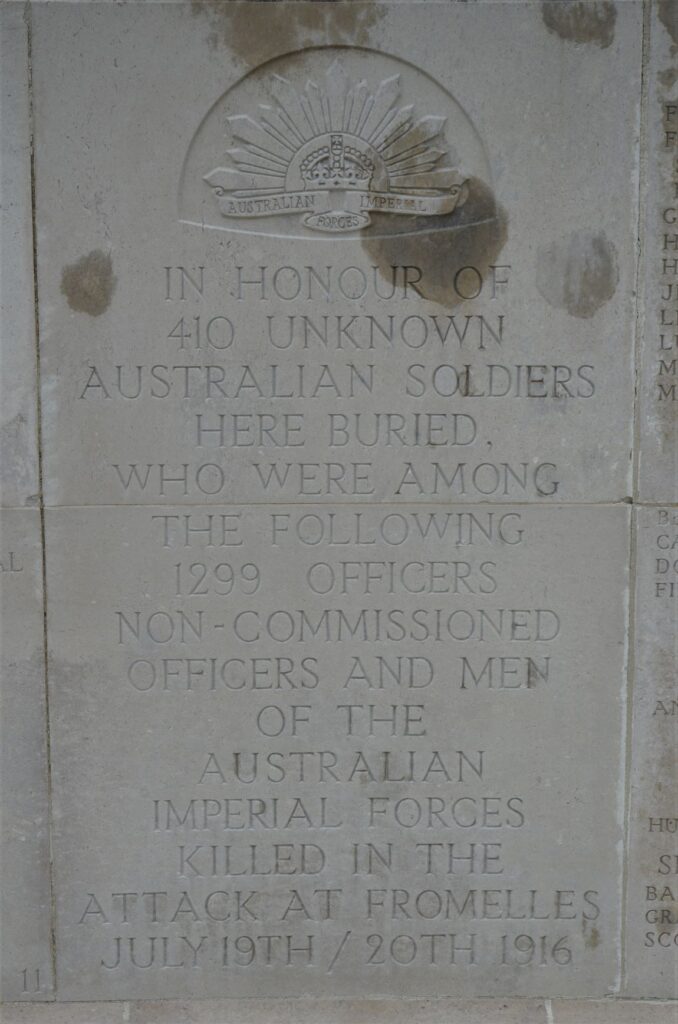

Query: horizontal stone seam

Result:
[0,499,653,511]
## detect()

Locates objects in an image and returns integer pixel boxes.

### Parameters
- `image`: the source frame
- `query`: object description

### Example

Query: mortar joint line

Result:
[620,0,653,994]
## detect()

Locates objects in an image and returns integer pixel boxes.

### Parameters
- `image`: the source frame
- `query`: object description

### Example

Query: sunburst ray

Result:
[208,61,461,200]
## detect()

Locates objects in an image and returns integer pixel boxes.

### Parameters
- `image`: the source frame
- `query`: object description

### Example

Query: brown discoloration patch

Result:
[191,1,384,63]
[658,0,678,48]
[361,177,508,308]
[61,250,116,317]
[584,925,600,949]
[541,1,616,49]
[536,231,618,319]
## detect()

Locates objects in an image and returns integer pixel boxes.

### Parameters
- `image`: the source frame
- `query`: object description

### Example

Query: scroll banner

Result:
[215,189,462,219]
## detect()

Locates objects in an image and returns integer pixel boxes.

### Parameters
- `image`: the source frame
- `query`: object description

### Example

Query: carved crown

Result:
[300,135,374,191]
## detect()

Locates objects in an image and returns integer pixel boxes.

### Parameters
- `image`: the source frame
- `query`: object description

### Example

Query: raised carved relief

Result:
[204,60,468,233]
[180,47,492,239]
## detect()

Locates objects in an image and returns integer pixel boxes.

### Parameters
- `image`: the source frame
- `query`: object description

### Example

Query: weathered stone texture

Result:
[2,1,677,1017]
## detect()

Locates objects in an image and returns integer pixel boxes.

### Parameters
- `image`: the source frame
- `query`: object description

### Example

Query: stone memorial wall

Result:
[0,2,676,1020]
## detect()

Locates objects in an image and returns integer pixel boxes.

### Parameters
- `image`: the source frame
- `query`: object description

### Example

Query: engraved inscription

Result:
[45,504,628,998]
[625,508,678,992]
[30,5,641,1005]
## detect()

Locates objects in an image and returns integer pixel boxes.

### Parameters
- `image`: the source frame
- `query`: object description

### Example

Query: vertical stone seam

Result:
[24,0,57,998]
[620,0,652,995]
[632,0,652,505]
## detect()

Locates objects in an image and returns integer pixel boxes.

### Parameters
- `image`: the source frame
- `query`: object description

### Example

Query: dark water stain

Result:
[61,250,116,317]
[541,1,616,49]
[191,1,384,62]
[361,177,508,309]
[658,0,678,48]
[535,231,618,319]
[584,924,600,950]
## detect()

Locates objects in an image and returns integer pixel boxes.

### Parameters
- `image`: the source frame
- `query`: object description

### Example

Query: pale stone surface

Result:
[0,1007,125,1024]
[124,996,548,1024]
[552,999,678,1023]
[0,3,39,508]
[624,506,678,999]
[3,997,678,1023]
[29,1,642,507]
[0,509,54,1001]
[42,502,628,1000]
[638,0,678,502]
[0,3,53,1003]
[0,996,551,1024]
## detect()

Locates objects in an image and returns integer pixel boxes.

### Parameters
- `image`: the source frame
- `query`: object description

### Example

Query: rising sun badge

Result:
[204,59,468,234]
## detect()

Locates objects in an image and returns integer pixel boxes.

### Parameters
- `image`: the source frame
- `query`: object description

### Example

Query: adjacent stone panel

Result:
[625,5,678,1001]
[30,1,642,507]
[624,505,678,997]
[0,3,39,508]
[0,4,54,1004]
[44,503,628,1000]
[0,509,54,1001]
